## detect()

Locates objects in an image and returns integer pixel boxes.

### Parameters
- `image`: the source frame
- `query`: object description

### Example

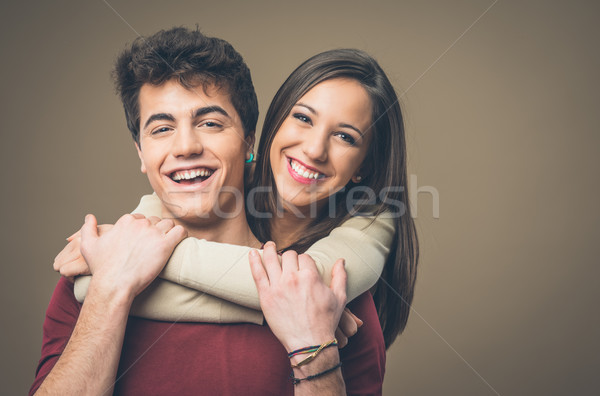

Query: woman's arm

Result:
[132,193,394,309]
[74,275,264,324]
[73,193,394,320]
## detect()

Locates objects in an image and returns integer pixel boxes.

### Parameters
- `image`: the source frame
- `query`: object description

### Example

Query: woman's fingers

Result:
[337,308,360,344]
[345,308,364,328]
[66,229,81,242]
[58,257,91,277]
[54,240,81,272]
[335,327,349,349]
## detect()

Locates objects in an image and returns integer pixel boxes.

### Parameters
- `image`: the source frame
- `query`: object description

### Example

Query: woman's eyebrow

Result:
[339,122,363,136]
[295,102,318,115]
[296,102,364,136]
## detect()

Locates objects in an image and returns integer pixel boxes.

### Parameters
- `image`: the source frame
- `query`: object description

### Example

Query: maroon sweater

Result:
[30,277,386,395]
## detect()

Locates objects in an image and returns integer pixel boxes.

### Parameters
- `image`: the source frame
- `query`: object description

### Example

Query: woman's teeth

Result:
[171,168,213,181]
[290,159,324,180]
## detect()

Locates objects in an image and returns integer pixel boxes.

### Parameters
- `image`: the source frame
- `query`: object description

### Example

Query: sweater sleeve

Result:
[75,193,395,321]
[72,193,264,324]
[137,193,394,308]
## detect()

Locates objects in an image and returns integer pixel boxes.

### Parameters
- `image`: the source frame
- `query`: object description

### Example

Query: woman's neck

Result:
[269,209,315,250]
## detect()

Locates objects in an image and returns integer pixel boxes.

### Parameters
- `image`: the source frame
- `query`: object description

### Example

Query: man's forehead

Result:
[138,80,236,118]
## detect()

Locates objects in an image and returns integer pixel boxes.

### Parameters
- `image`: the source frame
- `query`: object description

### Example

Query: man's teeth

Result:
[172,169,213,181]
[290,159,323,180]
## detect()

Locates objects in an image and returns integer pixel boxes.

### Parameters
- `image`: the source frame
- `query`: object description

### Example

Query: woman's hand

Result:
[336,308,363,348]
[53,224,110,280]
[249,241,348,352]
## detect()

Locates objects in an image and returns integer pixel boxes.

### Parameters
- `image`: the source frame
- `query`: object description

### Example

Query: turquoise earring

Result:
[245,153,254,163]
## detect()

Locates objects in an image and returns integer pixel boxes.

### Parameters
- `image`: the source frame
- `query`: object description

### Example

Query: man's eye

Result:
[293,113,312,125]
[200,121,222,128]
[152,127,171,135]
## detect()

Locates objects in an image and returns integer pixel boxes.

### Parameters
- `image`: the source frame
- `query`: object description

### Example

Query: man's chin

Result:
[163,203,212,221]
[154,190,207,217]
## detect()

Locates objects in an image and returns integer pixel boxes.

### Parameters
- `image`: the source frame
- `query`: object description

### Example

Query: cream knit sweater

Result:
[74,194,394,324]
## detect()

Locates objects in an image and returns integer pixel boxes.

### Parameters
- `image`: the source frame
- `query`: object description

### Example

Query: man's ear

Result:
[245,133,256,158]
[135,142,147,174]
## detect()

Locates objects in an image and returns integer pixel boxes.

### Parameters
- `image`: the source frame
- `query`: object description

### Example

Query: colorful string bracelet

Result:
[290,339,338,369]
[290,362,343,385]
[287,339,338,358]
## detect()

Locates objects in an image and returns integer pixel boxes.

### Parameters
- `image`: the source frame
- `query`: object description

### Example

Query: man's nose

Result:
[302,129,329,162]
[172,127,203,158]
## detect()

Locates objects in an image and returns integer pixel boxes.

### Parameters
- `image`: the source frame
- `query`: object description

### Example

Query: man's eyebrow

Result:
[193,106,230,119]
[143,106,230,130]
[143,113,175,130]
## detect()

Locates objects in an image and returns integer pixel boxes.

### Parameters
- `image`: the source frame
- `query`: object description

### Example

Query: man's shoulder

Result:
[341,292,386,394]
[344,291,385,354]
[46,276,82,320]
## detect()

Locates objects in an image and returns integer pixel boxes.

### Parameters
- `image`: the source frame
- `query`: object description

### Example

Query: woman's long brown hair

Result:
[249,49,419,349]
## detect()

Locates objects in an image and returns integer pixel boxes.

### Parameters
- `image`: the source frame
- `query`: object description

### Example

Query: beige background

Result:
[1,0,598,394]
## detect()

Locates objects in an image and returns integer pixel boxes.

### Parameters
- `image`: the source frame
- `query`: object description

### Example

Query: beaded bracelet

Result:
[288,339,338,358]
[290,362,343,385]
[290,339,338,368]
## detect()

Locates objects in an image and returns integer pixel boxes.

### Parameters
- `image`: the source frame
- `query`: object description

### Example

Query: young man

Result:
[30,27,377,395]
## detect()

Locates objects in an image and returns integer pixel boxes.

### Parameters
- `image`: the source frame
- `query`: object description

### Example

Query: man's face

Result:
[136,79,252,225]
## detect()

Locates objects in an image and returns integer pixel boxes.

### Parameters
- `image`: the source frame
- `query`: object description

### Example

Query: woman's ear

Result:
[353,154,374,183]
[352,174,363,183]
[135,142,147,174]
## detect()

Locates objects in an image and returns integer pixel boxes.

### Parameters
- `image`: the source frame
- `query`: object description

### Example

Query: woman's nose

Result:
[302,130,328,162]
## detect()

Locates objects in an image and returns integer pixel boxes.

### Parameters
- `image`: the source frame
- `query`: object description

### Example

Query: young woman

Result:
[57,48,418,349]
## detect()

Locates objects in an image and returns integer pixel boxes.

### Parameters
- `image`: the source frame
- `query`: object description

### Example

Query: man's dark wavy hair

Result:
[112,26,258,144]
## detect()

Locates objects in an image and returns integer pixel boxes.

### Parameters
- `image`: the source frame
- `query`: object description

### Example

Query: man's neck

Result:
[162,205,261,248]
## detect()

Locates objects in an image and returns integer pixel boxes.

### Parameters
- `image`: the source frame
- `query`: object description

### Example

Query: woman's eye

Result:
[336,132,357,145]
[293,113,312,125]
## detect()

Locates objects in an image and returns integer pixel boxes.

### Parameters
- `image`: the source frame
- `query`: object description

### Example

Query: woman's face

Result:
[269,78,373,214]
